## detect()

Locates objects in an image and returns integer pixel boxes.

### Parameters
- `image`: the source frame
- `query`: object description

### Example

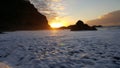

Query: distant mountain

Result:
[0,0,50,31]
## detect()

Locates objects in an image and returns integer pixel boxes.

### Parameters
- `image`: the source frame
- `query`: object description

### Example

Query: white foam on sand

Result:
[0,28,120,68]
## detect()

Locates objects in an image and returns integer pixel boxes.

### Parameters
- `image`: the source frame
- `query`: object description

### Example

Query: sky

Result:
[30,0,120,27]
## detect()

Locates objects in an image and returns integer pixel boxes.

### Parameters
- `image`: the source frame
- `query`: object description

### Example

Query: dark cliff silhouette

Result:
[70,20,97,31]
[0,32,3,34]
[0,0,50,31]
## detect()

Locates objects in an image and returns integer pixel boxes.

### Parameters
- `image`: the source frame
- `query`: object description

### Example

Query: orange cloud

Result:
[87,10,120,26]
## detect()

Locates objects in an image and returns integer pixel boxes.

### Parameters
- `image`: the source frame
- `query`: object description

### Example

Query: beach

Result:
[0,27,120,68]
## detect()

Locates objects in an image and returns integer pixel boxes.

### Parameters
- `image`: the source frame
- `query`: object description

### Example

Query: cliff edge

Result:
[0,0,50,31]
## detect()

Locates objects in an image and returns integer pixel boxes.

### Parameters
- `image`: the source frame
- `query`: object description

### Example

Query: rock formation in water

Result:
[0,0,50,31]
[70,20,97,31]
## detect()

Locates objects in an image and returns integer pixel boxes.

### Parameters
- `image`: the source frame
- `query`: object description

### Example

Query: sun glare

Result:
[50,23,63,28]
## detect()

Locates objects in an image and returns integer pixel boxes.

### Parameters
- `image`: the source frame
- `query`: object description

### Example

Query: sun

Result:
[50,23,63,28]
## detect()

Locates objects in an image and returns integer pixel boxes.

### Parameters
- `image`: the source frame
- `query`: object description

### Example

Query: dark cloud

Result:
[87,10,120,26]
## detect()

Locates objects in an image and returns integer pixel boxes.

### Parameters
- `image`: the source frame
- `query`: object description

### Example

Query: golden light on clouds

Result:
[49,17,65,28]
[50,23,63,28]
[49,16,73,28]
[87,10,120,26]
[52,0,61,2]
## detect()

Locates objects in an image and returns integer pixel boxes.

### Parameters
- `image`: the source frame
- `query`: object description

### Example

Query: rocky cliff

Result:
[0,0,50,31]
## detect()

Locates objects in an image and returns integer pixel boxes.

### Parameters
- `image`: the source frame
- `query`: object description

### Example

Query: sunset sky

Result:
[30,0,120,27]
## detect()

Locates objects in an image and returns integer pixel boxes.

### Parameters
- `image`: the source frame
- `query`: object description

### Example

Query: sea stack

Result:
[70,20,97,31]
[0,0,50,31]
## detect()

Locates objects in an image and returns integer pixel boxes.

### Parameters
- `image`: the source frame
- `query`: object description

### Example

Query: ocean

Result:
[0,27,120,68]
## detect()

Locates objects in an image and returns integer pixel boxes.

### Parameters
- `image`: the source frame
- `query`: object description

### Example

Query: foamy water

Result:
[0,27,120,68]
